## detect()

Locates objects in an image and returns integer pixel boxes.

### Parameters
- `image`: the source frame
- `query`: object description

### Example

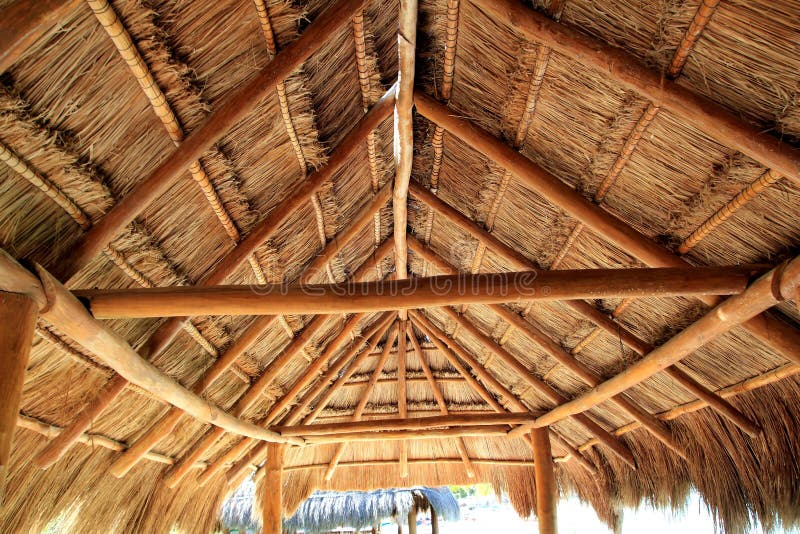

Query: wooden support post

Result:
[0,292,37,502]
[511,255,800,436]
[531,428,557,534]
[407,503,418,534]
[408,322,475,477]
[76,266,759,318]
[431,506,439,534]
[397,320,409,478]
[262,442,285,534]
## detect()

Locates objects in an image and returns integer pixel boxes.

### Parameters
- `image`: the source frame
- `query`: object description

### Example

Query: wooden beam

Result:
[61,0,373,278]
[511,255,800,437]
[0,250,301,448]
[469,0,800,184]
[0,0,82,73]
[306,425,512,444]
[0,292,37,503]
[106,315,276,477]
[439,307,639,467]
[324,326,399,480]
[262,442,285,534]
[408,321,475,478]
[76,266,760,318]
[408,202,760,437]
[274,412,538,436]
[531,428,557,534]
[397,319,409,477]
[414,90,800,369]
[393,0,418,321]
[408,502,418,534]
[222,315,396,485]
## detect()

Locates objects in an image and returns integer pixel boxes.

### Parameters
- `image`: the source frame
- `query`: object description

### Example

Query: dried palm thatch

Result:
[1,0,800,533]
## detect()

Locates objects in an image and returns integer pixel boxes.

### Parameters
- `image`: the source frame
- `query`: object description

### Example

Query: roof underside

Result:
[1,0,799,533]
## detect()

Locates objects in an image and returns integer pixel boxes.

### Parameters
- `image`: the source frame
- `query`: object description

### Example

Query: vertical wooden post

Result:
[530,428,557,534]
[262,442,285,534]
[431,506,439,534]
[407,503,417,534]
[0,291,37,504]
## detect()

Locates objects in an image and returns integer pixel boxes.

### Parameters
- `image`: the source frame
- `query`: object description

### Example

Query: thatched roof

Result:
[1,0,800,533]
[220,478,261,531]
[284,487,459,534]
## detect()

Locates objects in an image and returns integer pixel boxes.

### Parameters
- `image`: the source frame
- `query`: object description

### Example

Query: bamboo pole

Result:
[325,326,399,480]
[408,321,475,477]
[439,307,639,466]
[76,266,759,318]
[222,315,396,485]
[408,202,760,437]
[37,91,396,469]
[0,250,301,449]
[414,90,800,367]
[0,292,37,503]
[262,442,285,534]
[106,315,276,477]
[61,0,372,278]
[411,311,601,473]
[531,428,557,534]
[511,255,800,437]
[393,0,418,322]
[468,0,799,184]
[397,319,409,478]
[0,0,82,73]
[308,425,512,444]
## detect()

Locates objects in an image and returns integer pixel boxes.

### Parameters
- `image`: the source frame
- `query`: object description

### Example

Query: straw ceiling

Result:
[0,0,799,532]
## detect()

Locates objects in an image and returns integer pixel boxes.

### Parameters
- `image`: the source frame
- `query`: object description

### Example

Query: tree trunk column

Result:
[531,428,558,534]
[0,291,37,504]
[430,506,439,534]
[262,442,286,534]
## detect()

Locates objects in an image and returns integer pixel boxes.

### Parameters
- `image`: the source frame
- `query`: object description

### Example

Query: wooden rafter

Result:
[408,321,475,477]
[413,92,800,367]
[325,325,400,480]
[511,255,800,437]
[221,315,397,485]
[470,0,800,184]
[408,193,761,436]
[410,310,601,472]
[76,266,759,318]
